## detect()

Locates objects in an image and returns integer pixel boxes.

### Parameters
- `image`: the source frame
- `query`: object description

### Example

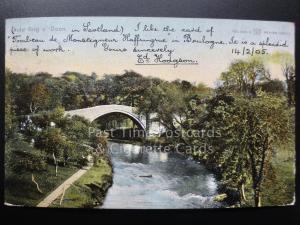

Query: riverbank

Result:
[37,164,93,207]
[5,165,78,206]
[50,157,113,208]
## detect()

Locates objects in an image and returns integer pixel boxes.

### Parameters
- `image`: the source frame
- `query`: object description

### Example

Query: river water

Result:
[100,141,224,209]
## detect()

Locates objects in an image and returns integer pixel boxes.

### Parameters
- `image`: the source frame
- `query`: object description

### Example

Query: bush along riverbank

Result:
[191,152,241,207]
[50,155,113,208]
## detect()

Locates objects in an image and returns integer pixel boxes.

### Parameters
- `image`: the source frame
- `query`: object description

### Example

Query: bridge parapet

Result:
[65,104,146,131]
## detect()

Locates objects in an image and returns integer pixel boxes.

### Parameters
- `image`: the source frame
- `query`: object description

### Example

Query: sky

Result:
[5,17,295,87]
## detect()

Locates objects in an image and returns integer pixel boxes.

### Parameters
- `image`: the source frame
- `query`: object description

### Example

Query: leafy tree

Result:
[62,140,76,166]
[220,59,268,96]
[61,71,98,109]
[29,83,51,113]
[118,71,150,107]
[21,106,66,141]
[236,92,291,206]
[62,81,83,110]
[96,74,120,104]
[201,92,291,206]
[5,69,17,140]
[191,93,250,201]
[268,52,295,106]
[257,79,285,95]
[9,73,32,115]
[44,77,67,109]
[136,80,164,134]
[64,115,94,143]
[34,128,67,176]
[151,82,187,134]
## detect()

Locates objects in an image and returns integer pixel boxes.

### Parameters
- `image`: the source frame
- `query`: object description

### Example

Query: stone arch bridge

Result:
[65,104,146,131]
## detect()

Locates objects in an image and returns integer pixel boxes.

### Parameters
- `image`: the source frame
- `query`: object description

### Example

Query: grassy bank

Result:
[242,141,295,207]
[5,165,78,206]
[50,157,113,208]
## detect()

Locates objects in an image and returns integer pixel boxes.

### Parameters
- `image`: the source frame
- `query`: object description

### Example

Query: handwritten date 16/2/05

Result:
[231,47,268,56]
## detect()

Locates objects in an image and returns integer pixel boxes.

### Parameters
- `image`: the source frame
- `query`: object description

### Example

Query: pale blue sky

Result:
[5,17,295,87]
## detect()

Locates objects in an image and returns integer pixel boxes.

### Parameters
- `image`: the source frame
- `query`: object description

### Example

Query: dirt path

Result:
[37,165,92,207]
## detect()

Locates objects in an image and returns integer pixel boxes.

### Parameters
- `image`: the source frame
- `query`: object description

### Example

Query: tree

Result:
[268,52,295,106]
[29,83,51,113]
[96,74,120,104]
[64,115,94,143]
[62,140,76,166]
[61,71,98,109]
[118,71,150,107]
[220,59,268,97]
[136,79,164,134]
[192,93,249,202]
[44,77,67,109]
[236,93,291,206]
[35,128,67,176]
[136,79,211,141]
[149,82,187,134]
[9,72,32,115]
[284,65,295,106]
[257,79,285,95]
[202,92,291,206]
[5,69,16,140]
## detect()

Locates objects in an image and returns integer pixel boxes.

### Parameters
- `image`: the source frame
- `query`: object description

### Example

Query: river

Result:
[100,141,224,209]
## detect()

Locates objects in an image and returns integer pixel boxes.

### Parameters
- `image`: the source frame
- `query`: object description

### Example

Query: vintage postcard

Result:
[4,17,295,208]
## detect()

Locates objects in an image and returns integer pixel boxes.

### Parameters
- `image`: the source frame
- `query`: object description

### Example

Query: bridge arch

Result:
[65,104,146,132]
